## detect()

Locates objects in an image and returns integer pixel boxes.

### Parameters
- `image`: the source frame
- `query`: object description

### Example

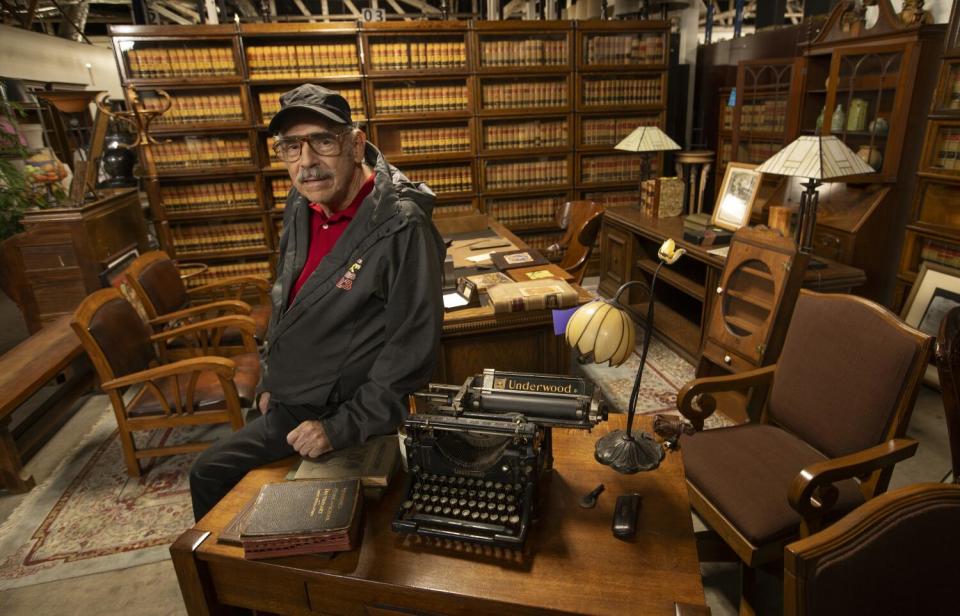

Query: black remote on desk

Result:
[612,494,641,540]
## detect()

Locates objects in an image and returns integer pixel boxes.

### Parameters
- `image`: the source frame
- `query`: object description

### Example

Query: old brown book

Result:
[485,279,579,313]
[240,478,363,560]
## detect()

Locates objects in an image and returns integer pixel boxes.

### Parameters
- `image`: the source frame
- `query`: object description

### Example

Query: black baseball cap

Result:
[268,84,353,133]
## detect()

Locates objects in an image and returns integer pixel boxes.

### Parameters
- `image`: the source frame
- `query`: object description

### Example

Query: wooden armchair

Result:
[784,483,960,616]
[936,305,960,484]
[71,287,259,477]
[546,201,604,284]
[125,250,271,343]
[676,290,932,615]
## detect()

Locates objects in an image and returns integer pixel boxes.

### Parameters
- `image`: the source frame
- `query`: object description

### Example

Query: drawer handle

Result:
[716,286,724,295]
[723,354,732,365]
[818,236,840,247]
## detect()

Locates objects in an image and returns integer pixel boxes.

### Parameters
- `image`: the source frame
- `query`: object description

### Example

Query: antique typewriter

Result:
[392,369,606,548]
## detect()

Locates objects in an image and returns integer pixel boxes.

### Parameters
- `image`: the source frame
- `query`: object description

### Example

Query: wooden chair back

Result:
[937,305,960,484]
[71,287,158,384]
[784,483,960,616]
[766,290,932,498]
[125,250,190,320]
[555,201,604,284]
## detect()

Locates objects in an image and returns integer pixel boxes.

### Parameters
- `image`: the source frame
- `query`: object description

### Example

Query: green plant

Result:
[0,103,56,241]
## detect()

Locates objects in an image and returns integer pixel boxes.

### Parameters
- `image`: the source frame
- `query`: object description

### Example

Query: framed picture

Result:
[901,262,960,388]
[711,162,762,231]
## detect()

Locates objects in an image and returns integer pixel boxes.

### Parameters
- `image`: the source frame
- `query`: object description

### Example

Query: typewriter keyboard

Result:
[394,473,530,547]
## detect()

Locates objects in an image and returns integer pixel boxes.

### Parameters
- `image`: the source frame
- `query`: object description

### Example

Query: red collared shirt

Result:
[288,174,375,304]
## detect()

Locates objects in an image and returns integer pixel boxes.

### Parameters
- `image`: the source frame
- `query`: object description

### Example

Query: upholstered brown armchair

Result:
[125,250,271,343]
[676,290,932,615]
[936,305,960,484]
[545,201,604,285]
[72,287,259,477]
[784,483,960,616]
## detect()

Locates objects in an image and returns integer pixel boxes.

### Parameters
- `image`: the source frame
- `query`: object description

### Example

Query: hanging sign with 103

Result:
[362,8,386,21]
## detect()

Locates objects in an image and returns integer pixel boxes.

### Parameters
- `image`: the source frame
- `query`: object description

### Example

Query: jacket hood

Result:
[364,142,437,221]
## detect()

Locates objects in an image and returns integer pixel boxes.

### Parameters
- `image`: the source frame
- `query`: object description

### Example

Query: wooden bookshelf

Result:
[109,19,671,281]
[896,2,960,308]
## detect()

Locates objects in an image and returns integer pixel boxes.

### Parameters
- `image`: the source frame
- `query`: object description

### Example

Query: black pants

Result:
[189,403,320,521]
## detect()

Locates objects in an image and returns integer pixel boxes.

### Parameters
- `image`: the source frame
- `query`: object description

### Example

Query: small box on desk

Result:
[640,177,684,218]
[683,225,733,247]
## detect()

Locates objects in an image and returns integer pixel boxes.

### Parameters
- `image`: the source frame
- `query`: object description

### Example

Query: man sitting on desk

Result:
[190,84,446,521]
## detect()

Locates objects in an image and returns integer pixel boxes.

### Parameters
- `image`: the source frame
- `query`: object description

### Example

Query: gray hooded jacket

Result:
[261,142,446,450]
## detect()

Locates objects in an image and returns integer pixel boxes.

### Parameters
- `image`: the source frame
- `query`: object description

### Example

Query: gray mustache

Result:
[298,167,333,182]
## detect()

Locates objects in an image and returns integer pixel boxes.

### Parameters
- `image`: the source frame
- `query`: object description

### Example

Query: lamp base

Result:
[594,429,665,474]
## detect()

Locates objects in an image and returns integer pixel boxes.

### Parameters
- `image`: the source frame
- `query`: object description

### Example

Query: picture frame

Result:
[711,162,762,231]
[901,262,960,388]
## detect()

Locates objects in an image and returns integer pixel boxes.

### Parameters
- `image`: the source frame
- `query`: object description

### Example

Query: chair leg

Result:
[118,429,142,477]
[739,562,758,616]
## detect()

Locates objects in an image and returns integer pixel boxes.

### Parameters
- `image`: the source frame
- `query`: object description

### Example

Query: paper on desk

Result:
[707,246,730,258]
[443,292,470,309]
[466,253,493,263]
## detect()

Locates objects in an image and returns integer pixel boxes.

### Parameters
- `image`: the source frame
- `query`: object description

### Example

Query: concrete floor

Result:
[0,291,953,616]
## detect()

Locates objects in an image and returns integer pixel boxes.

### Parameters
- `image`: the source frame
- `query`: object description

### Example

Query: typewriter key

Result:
[487,502,497,511]
[494,482,503,490]
[452,508,461,516]
[490,514,500,523]
[471,511,480,520]
[497,503,505,512]
[480,512,489,521]
[509,515,520,525]
[468,499,477,508]
[402,500,413,509]
[497,492,506,501]
[430,495,439,503]
[440,496,449,505]
[423,505,433,514]
[506,504,516,513]
[442,507,452,515]
[484,480,494,489]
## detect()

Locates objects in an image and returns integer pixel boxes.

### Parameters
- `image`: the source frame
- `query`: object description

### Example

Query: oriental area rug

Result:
[0,339,696,591]
[0,397,227,591]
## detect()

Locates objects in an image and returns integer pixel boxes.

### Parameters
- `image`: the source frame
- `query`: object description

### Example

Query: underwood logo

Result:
[336,258,364,291]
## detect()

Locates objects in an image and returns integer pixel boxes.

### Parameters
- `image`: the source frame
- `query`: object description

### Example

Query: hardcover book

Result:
[240,478,363,560]
[485,279,579,313]
[490,249,550,271]
[289,434,400,487]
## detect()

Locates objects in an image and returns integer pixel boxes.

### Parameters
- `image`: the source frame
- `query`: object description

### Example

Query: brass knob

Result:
[723,355,732,364]
[716,286,723,294]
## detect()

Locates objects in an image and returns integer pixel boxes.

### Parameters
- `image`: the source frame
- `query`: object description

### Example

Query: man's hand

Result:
[287,420,333,458]
[258,392,271,415]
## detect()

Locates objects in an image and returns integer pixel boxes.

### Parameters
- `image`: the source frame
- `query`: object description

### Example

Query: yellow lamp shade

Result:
[565,299,636,367]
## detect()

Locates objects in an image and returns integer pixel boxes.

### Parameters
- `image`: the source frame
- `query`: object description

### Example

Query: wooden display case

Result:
[896,1,960,308]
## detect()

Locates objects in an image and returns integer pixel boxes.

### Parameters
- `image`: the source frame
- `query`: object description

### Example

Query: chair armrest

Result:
[148,300,252,325]
[151,315,258,354]
[788,438,919,537]
[676,365,776,430]
[101,356,237,390]
[188,275,270,297]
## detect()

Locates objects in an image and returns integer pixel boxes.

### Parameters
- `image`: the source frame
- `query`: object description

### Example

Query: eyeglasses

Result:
[273,130,348,163]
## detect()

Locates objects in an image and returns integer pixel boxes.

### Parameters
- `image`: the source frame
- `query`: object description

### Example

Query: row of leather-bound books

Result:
[184,261,272,289]
[151,137,251,170]
[369,42,467,70]
[146,93,244,125]
[485,160,568,189]
[398,127,471,155]
[583,190,639,209]
[933,131,960,171]
[581,155,650,183]
[739,99,789,133]
[581,116,658,146]
[374,86,468,113]
[481,82,567,109]
[733,141,781,165]
[246,44,358,78]
[406,166,473,193]
[434,203,477,218]
[523,231,565,254]
[160,181,259,214]
[171,222,268,254]
[484,120,568,150]
[271,178,292,204]
[125,47,235,78]
[258,89,364,123]
[584,34,665,65]
[479,39,568,67]
[582,78,662,106]
[487,196,564,227]
[921,239,960,270]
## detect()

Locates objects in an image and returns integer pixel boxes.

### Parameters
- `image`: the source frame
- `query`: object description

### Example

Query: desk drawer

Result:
[811,228,854,264]
[19,243,79,271]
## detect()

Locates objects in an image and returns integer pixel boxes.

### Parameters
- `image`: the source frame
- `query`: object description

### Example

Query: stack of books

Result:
[682,214,733,246]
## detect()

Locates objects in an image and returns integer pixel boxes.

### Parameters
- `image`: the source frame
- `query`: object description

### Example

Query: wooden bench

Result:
[0,315,92,493]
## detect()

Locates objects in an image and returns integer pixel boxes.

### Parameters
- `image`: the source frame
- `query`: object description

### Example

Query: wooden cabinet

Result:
[108,20,670,280]
[897,2,960,308]
[11,190,149,333]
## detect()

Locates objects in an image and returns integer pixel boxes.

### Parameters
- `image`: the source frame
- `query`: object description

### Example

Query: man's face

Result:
[279,117,365,210]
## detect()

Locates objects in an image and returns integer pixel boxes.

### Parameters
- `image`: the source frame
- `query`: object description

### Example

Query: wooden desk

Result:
[437,219,591,384]
[171,414,707,616]
[599,208,867,361]
[0,315,90,492]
